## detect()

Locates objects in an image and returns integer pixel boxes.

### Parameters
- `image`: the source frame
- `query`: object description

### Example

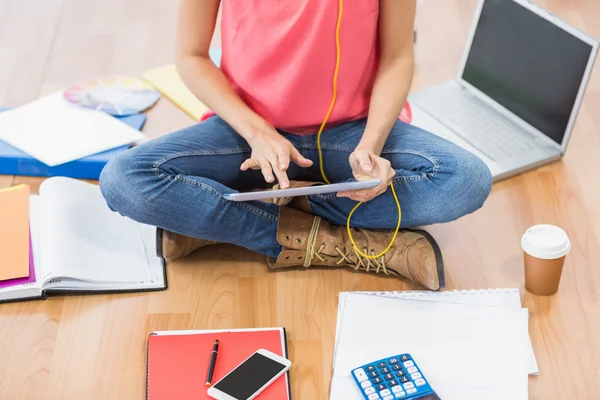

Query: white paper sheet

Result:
[334,289,539,376]
[0,92,146,166]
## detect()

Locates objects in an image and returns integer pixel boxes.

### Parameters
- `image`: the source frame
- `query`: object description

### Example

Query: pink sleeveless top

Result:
[216,0,381,134]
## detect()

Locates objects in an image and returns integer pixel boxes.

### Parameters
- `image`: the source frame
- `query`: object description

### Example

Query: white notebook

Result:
[0,177,166,303]
[330,292,530,400]
[334,288,539,375]
[0,92,147,166]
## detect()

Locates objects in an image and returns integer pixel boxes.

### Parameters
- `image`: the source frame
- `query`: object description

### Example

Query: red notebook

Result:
[146,328,291,400]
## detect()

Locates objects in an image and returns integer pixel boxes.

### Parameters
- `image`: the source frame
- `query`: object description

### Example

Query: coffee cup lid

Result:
[521,224,571,260]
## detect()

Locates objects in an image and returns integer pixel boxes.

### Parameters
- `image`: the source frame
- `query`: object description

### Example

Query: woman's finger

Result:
[240,158,260,171]
[276,147,290,172]
[291,147,313,167]
[354,150,373,172]
[265,150,289,189]
[259,158,274,183]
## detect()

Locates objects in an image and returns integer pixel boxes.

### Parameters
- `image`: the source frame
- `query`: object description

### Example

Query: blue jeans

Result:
[99,116,492,259]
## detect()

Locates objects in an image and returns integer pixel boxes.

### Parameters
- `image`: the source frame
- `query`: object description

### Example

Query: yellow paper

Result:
[0,184,30,281]
[142,65,209,121]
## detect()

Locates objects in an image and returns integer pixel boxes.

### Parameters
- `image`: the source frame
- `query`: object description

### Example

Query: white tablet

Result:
[223,179,381,202]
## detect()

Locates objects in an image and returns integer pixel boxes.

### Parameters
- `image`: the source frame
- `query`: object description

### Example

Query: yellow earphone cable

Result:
[316,0,402,260]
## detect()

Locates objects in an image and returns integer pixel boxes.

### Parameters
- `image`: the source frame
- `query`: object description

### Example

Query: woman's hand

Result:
[338,149,395,202]
[240,127,313,189]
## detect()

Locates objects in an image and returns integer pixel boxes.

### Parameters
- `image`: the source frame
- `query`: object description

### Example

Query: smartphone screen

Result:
[212,352,287,399]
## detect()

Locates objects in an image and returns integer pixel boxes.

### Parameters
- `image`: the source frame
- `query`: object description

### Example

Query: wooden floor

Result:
[1,0,599,398]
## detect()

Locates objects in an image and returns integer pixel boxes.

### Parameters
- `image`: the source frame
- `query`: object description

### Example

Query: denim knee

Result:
[461,152,493,213]
[431,149,492,223]
[99,149,150,220]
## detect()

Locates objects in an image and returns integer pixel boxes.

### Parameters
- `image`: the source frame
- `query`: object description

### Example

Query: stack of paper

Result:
[331,289,536,399]
[0,92,147,167]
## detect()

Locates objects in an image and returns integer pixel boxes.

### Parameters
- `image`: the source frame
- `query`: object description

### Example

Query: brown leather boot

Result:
[155,228,217,261]
[267,206,445,290]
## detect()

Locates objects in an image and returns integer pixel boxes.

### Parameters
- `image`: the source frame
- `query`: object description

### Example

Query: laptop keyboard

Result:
[415,87,535,161]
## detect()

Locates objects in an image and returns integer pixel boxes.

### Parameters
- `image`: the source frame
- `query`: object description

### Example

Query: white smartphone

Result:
[223,179,381,202]
[206,349,292,400]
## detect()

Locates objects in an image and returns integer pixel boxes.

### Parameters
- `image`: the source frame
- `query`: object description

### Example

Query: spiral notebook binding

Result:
[340,288,520,298]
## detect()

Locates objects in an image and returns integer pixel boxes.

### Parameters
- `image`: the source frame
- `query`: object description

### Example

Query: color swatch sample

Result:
[63,76,160,116]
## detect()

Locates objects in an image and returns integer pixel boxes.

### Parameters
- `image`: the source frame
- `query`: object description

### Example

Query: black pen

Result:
[205,339,219,387]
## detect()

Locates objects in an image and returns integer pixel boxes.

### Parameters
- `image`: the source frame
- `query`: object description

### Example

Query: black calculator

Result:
[351,353,440,399]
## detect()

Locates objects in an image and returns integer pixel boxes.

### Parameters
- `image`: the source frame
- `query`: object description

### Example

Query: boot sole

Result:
[407,229,446,290]
[156,227,164,259]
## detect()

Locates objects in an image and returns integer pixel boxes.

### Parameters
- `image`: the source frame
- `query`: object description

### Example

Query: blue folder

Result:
[0,107,146,180]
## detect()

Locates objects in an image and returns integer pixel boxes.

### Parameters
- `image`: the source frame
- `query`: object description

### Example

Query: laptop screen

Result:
[462,0,593,145]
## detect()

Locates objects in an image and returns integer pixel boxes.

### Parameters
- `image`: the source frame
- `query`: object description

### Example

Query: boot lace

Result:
[304,216,390,274]
[333,245,389,275]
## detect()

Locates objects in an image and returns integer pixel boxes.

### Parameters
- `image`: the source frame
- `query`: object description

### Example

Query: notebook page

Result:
[39,177,152,283]
[0,92,146,167]
[333,294,529,397]
[334,289,538,375]
[43,221,164,291]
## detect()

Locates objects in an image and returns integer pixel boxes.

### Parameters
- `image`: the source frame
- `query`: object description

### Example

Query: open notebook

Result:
[0,177,165,303]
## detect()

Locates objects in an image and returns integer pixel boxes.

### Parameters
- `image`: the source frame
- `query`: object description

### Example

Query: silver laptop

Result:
[408,0,599,181]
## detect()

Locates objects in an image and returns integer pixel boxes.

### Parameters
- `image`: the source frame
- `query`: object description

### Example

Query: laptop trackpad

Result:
[409,105,491,157]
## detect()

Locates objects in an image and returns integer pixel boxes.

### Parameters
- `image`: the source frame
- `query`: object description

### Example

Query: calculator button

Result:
[376,383,387,391]
[389,379,399,386]
[384,373,394,381]
[389,357,399,364]
[353,368,368,382]
[394,392,406,399]
[403,361,414,368]
[365,387,376,395]
[395,370,406,377]
[373,377,383,384]
[368,394,380,400]
[369,371,380,378]
[383,396,394,400]
[391,385,403,394]
[403,382,415,390]
[400,355,411,362]
[361,380,372,389]
[381,367,391,374]
[380,389,392,396]
[392,364,402,371]
[407,366,418,374]
[415,378,427,386]
[399,376,410,383]
[366,365,376,372]
[410,372,422,380]
[407,388,417,394]
[377,361,388,368]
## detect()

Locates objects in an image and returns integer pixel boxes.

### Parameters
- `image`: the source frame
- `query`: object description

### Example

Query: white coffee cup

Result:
[521,224,571,296]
